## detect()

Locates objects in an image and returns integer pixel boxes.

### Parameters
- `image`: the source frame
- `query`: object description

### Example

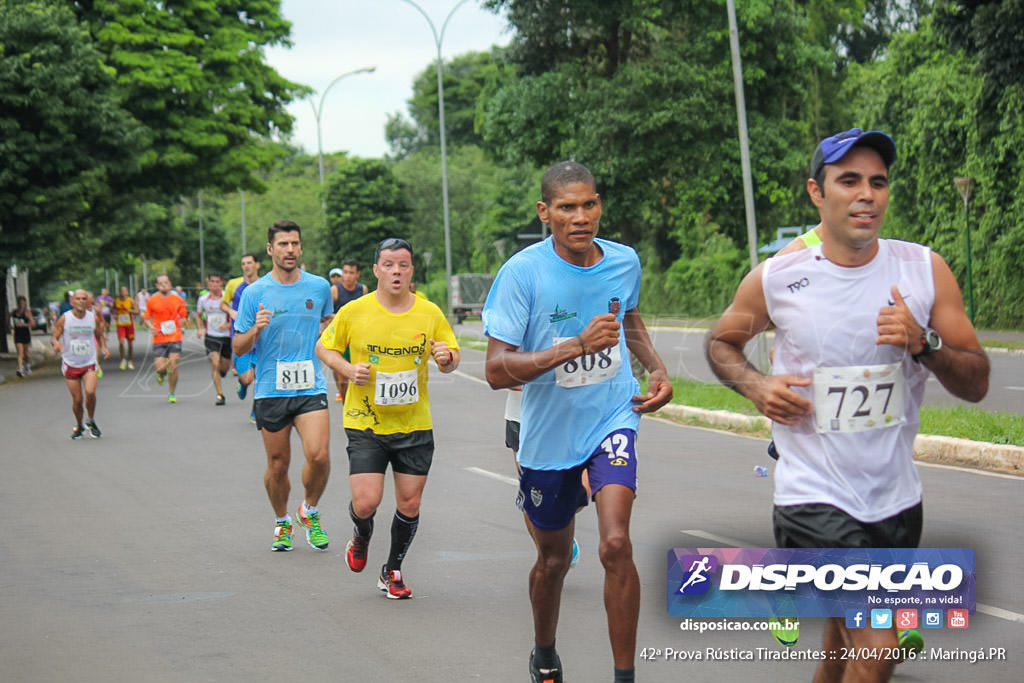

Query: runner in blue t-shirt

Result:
[483,161,673,683]
[233,220,334,553]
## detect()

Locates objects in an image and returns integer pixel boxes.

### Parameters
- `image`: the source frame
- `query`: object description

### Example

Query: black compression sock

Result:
[349,501,375,541]
[387,511,419,570]
[614,667,635,683]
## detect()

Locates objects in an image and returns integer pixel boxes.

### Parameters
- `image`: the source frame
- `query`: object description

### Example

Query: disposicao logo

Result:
[667,548,975,619]
[676,555,718,596]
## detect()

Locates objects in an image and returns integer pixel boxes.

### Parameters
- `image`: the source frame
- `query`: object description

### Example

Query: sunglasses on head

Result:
[375,238,413,262]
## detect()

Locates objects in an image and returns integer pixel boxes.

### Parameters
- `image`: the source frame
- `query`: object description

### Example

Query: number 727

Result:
[827,382,894,419]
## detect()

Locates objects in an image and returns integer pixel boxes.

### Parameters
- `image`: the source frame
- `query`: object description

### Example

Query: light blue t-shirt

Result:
[235,270,332,399]
[483,236,643,470]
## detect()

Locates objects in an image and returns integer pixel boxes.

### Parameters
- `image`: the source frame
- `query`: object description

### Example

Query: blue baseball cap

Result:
[810,128,896,179]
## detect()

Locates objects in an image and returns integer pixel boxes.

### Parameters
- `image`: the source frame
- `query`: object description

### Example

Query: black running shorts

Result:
[773,501,923,549]
[253,394,328,433]
[204,335,232,358]
[345,428,433,476]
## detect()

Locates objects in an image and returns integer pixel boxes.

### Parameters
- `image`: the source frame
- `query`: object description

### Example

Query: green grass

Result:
[460,337,1024,446]
[919,405,1024,446]
[457,335,488,352]
[982,340,1024,351]
[660,377,1024,446]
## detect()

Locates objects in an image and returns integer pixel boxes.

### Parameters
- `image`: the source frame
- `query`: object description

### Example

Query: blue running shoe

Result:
[570,538,579,568]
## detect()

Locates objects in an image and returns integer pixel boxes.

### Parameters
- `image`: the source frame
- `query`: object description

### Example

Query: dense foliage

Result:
[5,0,1022,327]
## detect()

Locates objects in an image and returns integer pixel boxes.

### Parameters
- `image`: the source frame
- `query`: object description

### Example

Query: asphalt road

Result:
[1,331,1021,682]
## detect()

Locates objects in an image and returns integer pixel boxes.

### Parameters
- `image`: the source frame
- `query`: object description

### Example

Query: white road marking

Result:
[466,466,518,487]
[680,529,747,547]
[453,370,490,386]
[976,603,1024,624]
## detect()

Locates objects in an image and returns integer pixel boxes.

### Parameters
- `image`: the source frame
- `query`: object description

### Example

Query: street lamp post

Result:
[954,176,975,324]
[310,66,376,206]
[400,0,471,322]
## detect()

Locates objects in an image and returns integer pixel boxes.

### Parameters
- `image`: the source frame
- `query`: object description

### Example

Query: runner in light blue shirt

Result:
[483,161,673,683]
[235,269,331,399]
[233,220,334,554]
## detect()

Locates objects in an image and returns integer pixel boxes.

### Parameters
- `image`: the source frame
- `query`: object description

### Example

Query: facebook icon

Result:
[845,609,866,629]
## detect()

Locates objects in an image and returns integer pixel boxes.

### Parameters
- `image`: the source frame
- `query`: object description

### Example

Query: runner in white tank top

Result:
[51,290,110,439]
[706,129,989,683]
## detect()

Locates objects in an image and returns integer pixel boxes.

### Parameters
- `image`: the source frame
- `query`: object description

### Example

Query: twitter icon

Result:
[870,609,892,628]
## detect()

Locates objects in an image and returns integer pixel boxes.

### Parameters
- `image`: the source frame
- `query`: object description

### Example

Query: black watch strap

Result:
[912,327,942,362]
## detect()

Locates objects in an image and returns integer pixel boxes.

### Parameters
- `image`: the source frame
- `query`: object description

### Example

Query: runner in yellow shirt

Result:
[316,237,459,599]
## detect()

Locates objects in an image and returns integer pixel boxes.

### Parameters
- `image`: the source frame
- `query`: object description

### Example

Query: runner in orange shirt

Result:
[144,274,188,403]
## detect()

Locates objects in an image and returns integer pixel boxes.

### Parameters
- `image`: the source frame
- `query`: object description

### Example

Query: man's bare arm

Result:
[623,308,673,413]
[705,264,812,425]
[484,313,621,389]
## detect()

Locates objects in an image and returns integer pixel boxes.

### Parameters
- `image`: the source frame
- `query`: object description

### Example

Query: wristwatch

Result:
[912,327,942,362]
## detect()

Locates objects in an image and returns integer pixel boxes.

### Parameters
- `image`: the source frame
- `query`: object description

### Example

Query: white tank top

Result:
[763,239,934,522]
[61,309,98,368]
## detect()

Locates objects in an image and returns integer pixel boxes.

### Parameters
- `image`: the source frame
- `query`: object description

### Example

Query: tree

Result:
[0,0,144,271]
[394,146,541,276]
[482,1,824,256]
[386,48,516,159]
[71,0,308,197]
[322,158,410,271]
[841,13,1024,326]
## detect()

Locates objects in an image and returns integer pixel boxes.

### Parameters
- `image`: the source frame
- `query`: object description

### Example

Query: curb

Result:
[659,404,1024,476]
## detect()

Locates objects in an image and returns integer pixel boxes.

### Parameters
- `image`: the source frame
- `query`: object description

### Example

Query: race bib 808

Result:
[553,336,621,388]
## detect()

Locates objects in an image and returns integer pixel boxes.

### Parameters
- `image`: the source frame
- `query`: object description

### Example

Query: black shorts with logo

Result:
[204,335,232,358]
[253,394,328,433]
[345,428,433,476]
[773,502,923,549]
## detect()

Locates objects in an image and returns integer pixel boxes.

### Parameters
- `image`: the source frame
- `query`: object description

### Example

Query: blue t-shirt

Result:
[235,271,332,399]
[483,236,643,470]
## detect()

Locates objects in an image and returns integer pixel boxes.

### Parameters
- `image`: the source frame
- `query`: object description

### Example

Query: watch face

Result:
[925,328,942,350]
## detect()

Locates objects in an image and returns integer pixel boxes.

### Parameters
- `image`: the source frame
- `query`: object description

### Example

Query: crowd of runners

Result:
[21,130,992,683]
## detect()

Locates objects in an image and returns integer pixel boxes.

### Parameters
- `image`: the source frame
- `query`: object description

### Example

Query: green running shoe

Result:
[156,371,165,385]
[898,629,924,661]
[272,520,293,552]
[168,393,176,404]
[296,505,329,550]
[769,617,800,647]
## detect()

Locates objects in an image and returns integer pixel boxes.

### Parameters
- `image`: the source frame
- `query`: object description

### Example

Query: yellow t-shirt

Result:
[222,276,244,307]
[114,296,135,326]
[320,293,459,434]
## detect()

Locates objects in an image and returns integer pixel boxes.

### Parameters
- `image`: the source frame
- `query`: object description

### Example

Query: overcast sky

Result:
[264,0,511,159]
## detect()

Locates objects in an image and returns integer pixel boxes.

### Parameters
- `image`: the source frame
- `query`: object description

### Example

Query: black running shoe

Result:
[71,425,85,440]
[85,420,102,438]
[529,649,563,683]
